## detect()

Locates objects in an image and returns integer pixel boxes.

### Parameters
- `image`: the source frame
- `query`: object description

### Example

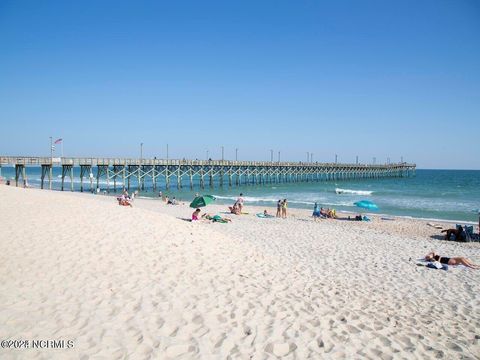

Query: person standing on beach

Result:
[282,199,288,219]
[276,200,282,218]
[237,193,245,213]
[313,202,321,221]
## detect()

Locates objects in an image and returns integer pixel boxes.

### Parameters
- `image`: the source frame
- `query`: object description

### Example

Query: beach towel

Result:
[426,262,448,271]
[416,259,471,270]
[256,213,274,218]
[416,259,449,271]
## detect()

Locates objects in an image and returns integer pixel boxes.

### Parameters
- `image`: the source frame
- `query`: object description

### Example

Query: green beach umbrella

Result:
[189,195,216,208]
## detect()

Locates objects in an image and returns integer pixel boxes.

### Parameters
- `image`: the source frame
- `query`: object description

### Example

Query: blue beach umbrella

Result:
[354,200,379,211]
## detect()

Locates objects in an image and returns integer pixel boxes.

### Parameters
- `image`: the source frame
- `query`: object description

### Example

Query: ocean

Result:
[1,167,478,223]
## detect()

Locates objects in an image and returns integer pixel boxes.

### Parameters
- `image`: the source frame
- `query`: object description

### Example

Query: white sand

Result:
[1,186,479,359]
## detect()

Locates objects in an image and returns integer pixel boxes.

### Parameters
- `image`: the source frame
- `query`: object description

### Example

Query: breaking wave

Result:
[335,188,373,195]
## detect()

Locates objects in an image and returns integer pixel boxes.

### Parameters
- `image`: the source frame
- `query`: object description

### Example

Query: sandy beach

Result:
[1,186,479,359]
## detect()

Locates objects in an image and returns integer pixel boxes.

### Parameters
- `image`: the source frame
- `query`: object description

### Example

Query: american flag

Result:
[54,138,62,144]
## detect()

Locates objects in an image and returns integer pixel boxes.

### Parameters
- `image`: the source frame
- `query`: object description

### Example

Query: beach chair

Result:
[464,225,479,242]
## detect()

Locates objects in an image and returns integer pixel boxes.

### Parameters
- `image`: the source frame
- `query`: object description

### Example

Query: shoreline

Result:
[137,195,478,226]
[5,181,477,225]
[112,191,479,227]
[1,170,480,225]
[1,168,479,224]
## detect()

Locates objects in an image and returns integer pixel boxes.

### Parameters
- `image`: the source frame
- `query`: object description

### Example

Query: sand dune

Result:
[0,186,479,359]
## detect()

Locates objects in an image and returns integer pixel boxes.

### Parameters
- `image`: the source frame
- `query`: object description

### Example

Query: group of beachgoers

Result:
[114,188,480,270]
[116,190,136,207]
[156,191,181,205]
[312,202,371,222]
[275,199,288,218]
[440,224,479,242]
[312,202,337,220]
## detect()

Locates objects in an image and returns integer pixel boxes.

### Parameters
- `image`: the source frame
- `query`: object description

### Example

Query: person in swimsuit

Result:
[312,202,321,221]
[229,203,241,215]
[276,200,282,218]
[203,214,232,223]
[237,193,245,212]
[425,252,480,269]
[192,208,201,221]
[281,199,288,219]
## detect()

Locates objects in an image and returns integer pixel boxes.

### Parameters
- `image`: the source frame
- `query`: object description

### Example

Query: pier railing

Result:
[0,156,414,168]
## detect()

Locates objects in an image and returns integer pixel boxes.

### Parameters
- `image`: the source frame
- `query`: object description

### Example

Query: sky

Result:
[0,0,479,169]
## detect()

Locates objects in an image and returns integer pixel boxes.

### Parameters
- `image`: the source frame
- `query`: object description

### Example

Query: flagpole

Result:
[49,136,53,190]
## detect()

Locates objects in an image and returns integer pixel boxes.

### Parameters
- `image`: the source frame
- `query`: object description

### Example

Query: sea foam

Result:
[335,188,373,195]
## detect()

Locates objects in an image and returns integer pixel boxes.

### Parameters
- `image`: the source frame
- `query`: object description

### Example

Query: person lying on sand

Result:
[202,214,232,223]
[425,252,479,269]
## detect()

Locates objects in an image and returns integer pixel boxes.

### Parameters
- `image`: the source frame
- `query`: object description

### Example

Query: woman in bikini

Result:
[276,200,282,218]
[281,199,288,219]
[425,252,479,269]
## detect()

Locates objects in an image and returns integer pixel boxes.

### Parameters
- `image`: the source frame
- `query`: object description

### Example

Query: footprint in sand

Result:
[346,325,361,334]
[265,342,297,357]
[446,341,463,352]
[156,316,165,328]
[165,344,196,358]
[216,314,228,323]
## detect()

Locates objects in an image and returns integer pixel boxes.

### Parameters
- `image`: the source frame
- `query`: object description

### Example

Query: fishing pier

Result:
[0,156,416,192]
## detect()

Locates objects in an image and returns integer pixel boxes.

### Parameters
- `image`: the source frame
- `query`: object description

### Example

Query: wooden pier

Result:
[0,156,416,192]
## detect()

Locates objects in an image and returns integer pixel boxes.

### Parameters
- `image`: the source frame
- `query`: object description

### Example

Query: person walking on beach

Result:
[281,199,288,219]
[276,200,282,218]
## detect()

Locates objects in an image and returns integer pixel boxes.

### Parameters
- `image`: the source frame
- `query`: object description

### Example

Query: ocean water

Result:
[1,167,478,223]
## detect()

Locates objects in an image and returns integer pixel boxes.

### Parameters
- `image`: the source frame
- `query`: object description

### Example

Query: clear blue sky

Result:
[1,0,479,169]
